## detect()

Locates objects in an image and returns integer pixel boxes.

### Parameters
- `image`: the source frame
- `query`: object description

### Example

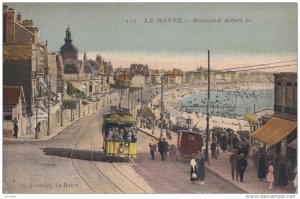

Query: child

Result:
[266,161,274,189]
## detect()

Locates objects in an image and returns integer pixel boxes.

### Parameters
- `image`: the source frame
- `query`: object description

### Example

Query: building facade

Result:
[251,72,297,185]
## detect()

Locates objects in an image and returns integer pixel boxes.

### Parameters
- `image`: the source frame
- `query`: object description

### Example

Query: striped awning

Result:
[251,116,297,146]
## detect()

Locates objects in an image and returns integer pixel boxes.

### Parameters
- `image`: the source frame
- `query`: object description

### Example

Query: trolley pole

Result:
[205,50,210,161]
[160,76,164,138]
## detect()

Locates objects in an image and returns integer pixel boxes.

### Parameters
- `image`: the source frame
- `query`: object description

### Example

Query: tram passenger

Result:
[113,129,119,141]
[127,131,132,142]
[106,130,113,141]
[118,129,124,141]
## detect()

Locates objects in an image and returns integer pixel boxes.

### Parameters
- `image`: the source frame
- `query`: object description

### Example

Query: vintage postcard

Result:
[2,2,298,197]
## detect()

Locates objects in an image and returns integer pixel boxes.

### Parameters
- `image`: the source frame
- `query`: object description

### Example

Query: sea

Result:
[180,88,274,118]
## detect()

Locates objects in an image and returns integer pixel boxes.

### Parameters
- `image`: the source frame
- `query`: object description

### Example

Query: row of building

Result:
[3,6,113,136]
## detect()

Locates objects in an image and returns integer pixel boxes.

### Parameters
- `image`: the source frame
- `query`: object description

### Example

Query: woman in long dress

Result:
[257,155,267,181]
[190,158,198,183]
[266,161,274,189]
[196,153,206,185]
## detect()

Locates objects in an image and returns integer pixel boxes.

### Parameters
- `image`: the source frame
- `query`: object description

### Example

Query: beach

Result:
[148,82,274,132]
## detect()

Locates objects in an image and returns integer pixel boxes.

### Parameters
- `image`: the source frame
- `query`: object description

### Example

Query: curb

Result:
[137,128,159,140]
[204,164,249,193]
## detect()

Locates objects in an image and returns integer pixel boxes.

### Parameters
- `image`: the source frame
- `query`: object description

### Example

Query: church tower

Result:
[60,26,79,74]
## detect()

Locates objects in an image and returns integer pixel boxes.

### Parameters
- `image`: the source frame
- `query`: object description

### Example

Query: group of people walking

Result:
[229,149,248,182]
[149,137,169,161]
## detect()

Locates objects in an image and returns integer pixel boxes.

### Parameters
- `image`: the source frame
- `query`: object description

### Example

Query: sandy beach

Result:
[148,82,273,132]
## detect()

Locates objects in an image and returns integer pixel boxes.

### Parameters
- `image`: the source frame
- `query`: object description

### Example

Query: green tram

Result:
[102,110,138,162]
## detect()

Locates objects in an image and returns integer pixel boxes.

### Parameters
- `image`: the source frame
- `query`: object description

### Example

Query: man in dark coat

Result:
[220,134,227,152]
[157,138,166,161]
[257,155,267,181]
[229,149,239,180]
[13,121,19,138]
[210,140,217,159]
[237,153,248,182]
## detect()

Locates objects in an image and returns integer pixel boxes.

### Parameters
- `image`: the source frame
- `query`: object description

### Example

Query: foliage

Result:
[141,107,155,120]
[237,130,250,139]
[66,81,86,98]
[110,79,131,89]
[63,100,77,109]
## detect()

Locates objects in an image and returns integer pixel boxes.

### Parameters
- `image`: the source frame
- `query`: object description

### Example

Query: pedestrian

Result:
[266,161,274,189]
[13,121,18,138]
[157,138,166,161]
[210,140,217,159]
[257,154,267,181]
[196,152,205,185]
[278,162,288,187]
[190,158,198,183]
[163,138,169,160]
[237,153,248,182]
[229,149,239,180]
[220,133,227,152]
[232,134,239,149]
[149,139,157,160]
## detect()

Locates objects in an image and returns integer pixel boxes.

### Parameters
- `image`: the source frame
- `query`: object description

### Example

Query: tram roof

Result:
[103,113,138,125]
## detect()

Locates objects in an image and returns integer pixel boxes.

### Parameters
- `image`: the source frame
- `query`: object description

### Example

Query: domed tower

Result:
[60,26,79,74]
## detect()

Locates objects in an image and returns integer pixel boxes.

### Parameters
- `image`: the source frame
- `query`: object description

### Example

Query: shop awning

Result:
[250,116,297,146]
[244,112,259,124]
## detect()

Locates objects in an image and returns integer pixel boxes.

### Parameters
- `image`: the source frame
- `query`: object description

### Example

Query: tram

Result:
[102,108,138,162]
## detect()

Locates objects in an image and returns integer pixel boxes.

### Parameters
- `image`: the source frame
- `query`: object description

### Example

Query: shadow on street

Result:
[41,147,105,161]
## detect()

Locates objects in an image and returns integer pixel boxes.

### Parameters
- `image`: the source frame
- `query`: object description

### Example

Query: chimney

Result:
[5,8,15,44]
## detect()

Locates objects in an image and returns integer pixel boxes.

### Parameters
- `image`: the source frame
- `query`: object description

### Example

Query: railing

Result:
[274,104,282,113]
[284,106,297,116]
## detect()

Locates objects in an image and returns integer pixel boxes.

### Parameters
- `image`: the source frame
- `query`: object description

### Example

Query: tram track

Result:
[70,119,97,193]
[69,110,148,193]
[129,161,176,192]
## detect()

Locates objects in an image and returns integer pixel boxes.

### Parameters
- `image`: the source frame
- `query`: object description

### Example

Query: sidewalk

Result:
[3,110,92,143]
[207,150,296,194]
[138,126,297,194]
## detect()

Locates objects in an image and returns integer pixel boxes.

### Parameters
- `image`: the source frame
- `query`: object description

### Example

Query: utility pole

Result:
[47,72,51,136]
[78,99,81,118]
[128,88,130,110]
[35,95,38,139]
[160,76,164,138]
[131,90,133,114]
[205,50,210,161]
[140,84,143,128]
[61,79,64,127]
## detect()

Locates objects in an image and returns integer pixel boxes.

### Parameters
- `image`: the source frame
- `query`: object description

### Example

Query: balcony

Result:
[274,104,297,117]
[274,104,282,113]
[284,106,297,116]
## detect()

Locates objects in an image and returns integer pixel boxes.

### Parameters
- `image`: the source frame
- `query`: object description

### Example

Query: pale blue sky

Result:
[6,3,297,71]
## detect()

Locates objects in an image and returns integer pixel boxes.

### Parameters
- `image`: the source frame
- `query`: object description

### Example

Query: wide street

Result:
[3,94,243,194]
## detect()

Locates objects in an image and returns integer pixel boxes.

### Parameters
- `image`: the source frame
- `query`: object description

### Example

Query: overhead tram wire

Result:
[99,59,297,78]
